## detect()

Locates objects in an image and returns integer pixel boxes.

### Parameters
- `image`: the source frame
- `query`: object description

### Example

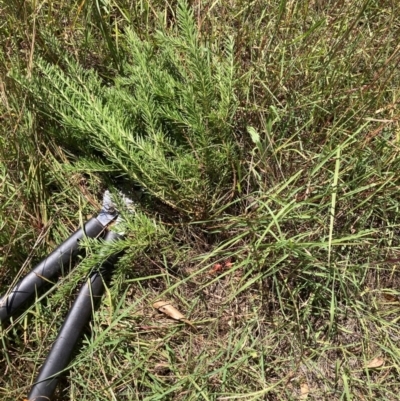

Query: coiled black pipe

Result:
[26,230,123,401]
[0,217,105,322]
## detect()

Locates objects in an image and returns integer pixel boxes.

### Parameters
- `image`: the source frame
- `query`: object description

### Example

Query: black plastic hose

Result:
[26,230,123,401]
[0,217,105,323]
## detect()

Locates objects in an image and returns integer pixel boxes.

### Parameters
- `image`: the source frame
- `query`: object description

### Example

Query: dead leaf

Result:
[209,263,223,275]
[382,293,399,303]
[366,357,384,369]
[153,301,185,320]
[153,301,197,329]
[209,259,234,275]
[300,382,309,400]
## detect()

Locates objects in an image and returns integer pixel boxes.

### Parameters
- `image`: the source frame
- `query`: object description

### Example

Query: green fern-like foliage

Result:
[17,1,237,219]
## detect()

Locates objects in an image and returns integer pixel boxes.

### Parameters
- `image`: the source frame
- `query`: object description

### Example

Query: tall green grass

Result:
[1,0,400,400]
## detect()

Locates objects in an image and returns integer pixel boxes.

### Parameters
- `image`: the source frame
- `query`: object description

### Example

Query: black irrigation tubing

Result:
[0,217,106,323]
[26,230,124,401]
[0,191,126,400]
